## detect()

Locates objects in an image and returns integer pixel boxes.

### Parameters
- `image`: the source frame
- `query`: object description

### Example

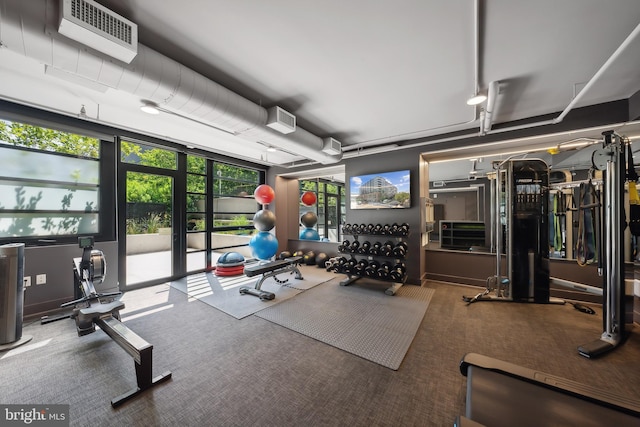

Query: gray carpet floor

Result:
[1,279,639,426]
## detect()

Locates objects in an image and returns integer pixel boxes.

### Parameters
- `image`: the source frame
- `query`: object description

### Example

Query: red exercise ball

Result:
[301,191,317,206]
[254,184,275,205]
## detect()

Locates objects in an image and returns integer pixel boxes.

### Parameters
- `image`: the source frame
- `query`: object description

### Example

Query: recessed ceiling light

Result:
[140,101,160,114]
[466,93,487,106]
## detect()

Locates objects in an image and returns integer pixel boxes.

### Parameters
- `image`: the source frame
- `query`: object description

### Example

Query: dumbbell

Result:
[334,257,348,273]
[392,241,408,258]
[354,259,368,275]
[399,223,410,236]
[380,241,394,257]
[358,240,371,254]
[377,262,392,280]
[348,257,360,274]
[366,223,375,234]
[339,239,350,253]
[342,223,352,234]
[373,224,383,235]
[370,241,382,256]
[389,262,407,281]
[364,260,380,278]
[389,267,402,281]
[349,240,360,253]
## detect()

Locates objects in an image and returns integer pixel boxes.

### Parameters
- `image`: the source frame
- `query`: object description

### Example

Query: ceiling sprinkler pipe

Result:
[553,21,640,125]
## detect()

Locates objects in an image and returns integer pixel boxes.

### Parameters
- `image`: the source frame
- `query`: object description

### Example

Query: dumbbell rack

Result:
[337,223,409,295]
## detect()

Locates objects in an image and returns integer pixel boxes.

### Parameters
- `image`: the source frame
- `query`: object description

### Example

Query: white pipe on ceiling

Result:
[348,18,640,158]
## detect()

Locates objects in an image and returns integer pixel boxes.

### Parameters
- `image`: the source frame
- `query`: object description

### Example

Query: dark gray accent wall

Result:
[22,241,118,319]
[630,89,640,121]
[343,146,424,285]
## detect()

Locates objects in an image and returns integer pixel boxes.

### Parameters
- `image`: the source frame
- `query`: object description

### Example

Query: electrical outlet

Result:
[36,274,46,285]
[24,276,31,287]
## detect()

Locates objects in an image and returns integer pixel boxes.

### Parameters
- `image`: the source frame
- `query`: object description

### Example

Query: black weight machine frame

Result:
[63,236,171,407]
[464,158,564,305]
[576,131,628,358]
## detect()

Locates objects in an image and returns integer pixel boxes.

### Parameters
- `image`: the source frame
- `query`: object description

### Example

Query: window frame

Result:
[0,120,116,246]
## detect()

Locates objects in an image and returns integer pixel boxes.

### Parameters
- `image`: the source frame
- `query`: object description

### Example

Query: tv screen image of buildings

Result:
[350,170,411,209]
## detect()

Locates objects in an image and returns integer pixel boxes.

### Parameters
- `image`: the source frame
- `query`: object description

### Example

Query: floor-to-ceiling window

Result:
[211,162,262,262]
[119,146,266,286]
[0,105,267,294]
[186,154,208,273]
[0,119,114,245]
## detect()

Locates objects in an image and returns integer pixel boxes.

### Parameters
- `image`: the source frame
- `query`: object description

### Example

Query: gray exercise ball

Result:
[253,209,276,231]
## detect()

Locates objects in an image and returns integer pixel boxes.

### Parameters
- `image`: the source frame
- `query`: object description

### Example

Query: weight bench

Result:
[239,256,303,300]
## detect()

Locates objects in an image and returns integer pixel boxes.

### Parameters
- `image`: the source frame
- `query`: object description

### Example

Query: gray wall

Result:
[269,146,424,285]
[344,148,423,284]
[22,241,118,319]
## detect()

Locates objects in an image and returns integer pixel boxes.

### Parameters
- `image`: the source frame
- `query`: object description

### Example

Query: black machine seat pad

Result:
[79,300,124,319]
[244,256,301,277]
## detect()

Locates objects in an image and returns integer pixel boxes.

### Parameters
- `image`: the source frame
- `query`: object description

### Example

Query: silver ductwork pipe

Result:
[0,0,342,164]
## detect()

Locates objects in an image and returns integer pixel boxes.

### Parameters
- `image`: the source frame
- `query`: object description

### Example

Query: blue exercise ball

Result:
[249,231,279,260]
[217,252,245,266]
[299,228,320,241]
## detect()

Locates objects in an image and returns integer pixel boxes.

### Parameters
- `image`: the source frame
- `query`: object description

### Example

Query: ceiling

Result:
[0,0,640,174]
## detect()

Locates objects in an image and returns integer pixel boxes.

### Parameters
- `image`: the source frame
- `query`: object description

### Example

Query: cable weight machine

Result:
[464,131,630,359]
[577,131,627,358]
[465,158,563,304]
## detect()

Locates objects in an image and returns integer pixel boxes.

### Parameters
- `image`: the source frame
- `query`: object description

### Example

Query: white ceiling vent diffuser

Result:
[266,106,296,134]
[58,0,138,64]
[322,137,341,155]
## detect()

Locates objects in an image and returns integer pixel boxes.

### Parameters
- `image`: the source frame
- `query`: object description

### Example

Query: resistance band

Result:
[627,141,640,236]
[575,177,599,266]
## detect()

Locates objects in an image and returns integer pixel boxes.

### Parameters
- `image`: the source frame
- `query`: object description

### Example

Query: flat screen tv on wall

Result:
[350,169,411,209]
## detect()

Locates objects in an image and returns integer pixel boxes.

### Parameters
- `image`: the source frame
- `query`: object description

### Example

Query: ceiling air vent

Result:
[322,137,341,155]
[58,0,138,64]
[266,106,296,134]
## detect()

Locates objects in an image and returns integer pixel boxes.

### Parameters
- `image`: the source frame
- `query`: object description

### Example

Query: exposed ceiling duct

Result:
[0,0,342,164]
[58,0,138,64]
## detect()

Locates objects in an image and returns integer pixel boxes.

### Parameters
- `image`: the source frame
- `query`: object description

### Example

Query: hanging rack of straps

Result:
[626,138,640,236]
[575,169,600,267]
[552,190,566,254]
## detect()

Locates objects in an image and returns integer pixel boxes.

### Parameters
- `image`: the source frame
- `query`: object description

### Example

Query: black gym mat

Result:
[256,279,435,370]
[169,265,335,319]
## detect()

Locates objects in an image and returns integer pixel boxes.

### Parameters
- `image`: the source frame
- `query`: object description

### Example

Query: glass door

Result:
[326,194,339,242]
[119,140,179,288]
[125,171,174,286]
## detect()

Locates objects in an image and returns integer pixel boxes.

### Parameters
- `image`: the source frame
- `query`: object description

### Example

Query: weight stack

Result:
[0,243,30,348]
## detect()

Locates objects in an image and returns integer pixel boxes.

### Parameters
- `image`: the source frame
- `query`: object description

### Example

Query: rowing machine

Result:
[64,236,172,407]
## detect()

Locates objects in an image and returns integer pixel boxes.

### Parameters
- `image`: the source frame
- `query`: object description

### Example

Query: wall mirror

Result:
[277,165,346,243]
[423,122,640,262]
